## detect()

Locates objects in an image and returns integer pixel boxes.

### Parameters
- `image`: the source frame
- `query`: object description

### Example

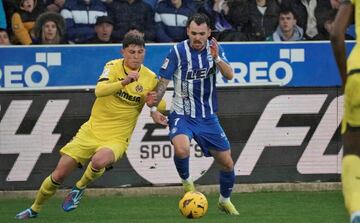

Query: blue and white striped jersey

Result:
[159,40,229,118]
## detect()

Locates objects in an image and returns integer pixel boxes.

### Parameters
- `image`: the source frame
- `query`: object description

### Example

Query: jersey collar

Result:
[122,59,142,76]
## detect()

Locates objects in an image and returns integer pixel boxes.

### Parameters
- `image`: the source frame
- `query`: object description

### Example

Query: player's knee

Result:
[91,158,108,170]
[221,160,234,172]
[51,170,67,183]
[174,148,190,158]
[91,151,114,170]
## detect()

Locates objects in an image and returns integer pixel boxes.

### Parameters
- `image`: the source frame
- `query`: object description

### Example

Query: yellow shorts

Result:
[60,122,128,166]
[342,74,360,134]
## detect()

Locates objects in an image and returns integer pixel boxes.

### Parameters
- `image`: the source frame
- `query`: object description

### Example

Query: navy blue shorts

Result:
[168,112,230,157]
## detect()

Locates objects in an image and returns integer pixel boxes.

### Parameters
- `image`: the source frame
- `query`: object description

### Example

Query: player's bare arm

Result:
[145,77,170,107]
[330,1,354,86]
[146,77,170,126]
[155,77,170,105]
[210,37,233,80]
[145,91,158,106]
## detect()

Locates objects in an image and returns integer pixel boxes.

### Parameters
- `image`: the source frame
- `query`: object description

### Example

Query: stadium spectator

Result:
[246,0,280,41]
[197,0,230,31]
[147,13,239,215]
[331,0,355,39]
[44,0,65,12]
[32,11,66,44]
[108,0,156,42]
[154,0,196,42]
[320,0,355,40]
[0,0,6,29]
[197,0,234,39]
[267,8,304,41]
[15,31,167,220]
[0,28,11,45]
[225,0,249,37]
[3,0,18,33]
[60,0,107,43]
[347,25,356,39]
[85,15,114,43]
[279,0,332,40]
[330,2,360,223]
[11,0,45,45]
[143,0,158,9]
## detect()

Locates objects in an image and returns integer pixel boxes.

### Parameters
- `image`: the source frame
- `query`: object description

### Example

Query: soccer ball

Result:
[178,191,208,219]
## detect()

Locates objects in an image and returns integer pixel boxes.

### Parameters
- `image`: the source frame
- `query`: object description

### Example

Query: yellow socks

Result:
[31,175,60,212]
[29,163,105,213]
[75,162,105,189]
[342,155,360,214]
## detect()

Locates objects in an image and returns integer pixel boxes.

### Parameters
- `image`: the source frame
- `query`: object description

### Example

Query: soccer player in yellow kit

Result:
[331,1,360,223]
[15,31,167,219]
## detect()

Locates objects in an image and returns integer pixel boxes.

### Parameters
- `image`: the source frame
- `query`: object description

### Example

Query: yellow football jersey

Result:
[342,0,360,133]
[88,58,159,141]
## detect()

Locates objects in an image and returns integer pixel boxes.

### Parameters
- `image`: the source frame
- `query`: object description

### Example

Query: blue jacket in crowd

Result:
[154,0,196,42]
[61,0,107,43]
[0,0,7,29]
[109,0,156,42]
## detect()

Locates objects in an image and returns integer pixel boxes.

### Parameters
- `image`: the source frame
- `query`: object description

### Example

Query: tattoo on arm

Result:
[156,78,170,105]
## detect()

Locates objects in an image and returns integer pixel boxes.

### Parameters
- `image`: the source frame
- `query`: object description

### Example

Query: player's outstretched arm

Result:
[330,1,354,86]
[146,77,170,126]
[147,77,170,107]
[156,77,170,104]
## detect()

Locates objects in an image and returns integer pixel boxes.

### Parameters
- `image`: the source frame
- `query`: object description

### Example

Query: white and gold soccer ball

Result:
[178,191,208,219]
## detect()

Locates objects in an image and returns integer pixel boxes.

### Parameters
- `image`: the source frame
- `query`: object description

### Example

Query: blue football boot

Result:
[62,186,85,212]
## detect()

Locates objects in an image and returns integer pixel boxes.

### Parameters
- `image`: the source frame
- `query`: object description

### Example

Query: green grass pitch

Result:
[1,191,348,223]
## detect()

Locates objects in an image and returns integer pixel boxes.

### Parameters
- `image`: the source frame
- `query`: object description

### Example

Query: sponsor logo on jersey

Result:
[161,58,170,70]
[117,89,141,103]
[135,84,143,93]
[101,68,110,78]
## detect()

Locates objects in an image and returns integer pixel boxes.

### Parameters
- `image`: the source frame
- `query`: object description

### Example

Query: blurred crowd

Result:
[0,0,356,45]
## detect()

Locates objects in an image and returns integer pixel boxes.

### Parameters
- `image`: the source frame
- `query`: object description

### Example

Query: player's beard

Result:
[191,40,205,51]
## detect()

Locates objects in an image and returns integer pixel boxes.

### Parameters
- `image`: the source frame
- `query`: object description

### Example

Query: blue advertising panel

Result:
[0,41,354,90]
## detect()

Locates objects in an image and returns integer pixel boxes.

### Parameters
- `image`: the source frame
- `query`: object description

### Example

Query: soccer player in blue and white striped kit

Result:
[149,13,239,215]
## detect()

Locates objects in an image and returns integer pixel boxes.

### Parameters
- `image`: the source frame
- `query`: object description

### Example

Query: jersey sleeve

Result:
[218,45,230,64]
[98,61,118,83]
[150,71,160,90]
[158,47,179,80]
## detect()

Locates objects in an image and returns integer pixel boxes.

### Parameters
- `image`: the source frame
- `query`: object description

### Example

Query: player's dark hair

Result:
[186,13,210,28]
[122,31,145,48]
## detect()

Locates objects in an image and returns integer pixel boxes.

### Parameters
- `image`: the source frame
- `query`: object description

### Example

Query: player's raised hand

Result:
[122,71,139,85]
[150,111,168,126]
[145,91,158,107]
[210,37,219,58]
